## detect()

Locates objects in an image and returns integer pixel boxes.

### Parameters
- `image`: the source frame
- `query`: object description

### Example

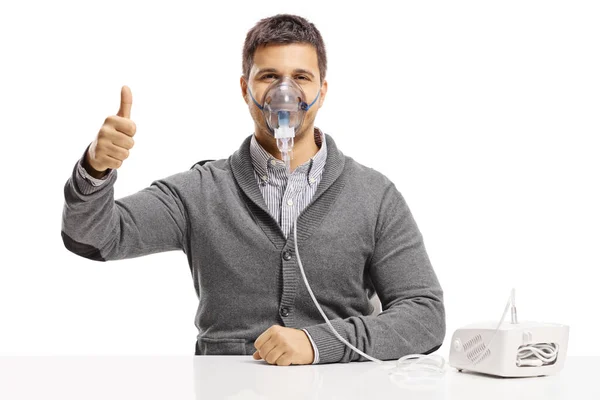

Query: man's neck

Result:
[254,126,319,171]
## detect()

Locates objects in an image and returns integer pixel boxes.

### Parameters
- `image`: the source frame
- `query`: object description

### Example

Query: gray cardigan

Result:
[61,133,446,363]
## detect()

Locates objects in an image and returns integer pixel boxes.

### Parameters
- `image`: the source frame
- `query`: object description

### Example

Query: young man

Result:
[61,14,446,366]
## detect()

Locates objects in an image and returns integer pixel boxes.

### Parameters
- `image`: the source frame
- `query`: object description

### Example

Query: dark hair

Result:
[242,14,327,84]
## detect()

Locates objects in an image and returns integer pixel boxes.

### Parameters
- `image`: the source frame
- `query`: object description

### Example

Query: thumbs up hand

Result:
[84,85,136,178]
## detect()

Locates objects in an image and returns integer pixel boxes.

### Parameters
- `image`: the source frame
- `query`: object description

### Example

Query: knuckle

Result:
[131,121,137,134]
[98,126,109,137]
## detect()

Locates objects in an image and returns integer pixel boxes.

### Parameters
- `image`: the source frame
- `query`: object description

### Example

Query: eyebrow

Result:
[256,68,315,78]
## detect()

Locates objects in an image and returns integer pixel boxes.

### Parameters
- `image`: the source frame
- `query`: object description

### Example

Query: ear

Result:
[240,75,249,104]
[318,79,328,108]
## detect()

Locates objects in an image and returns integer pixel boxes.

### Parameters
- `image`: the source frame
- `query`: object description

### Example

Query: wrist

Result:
[303,330,315,364]
[84,151,108,179]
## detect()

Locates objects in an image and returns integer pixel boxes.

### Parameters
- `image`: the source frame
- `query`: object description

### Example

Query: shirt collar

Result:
[250,127,327,186]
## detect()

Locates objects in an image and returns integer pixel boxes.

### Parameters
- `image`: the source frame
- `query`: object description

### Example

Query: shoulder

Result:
[341,157,417,241]
[341,155,412,222]
[342,155,398,198]
[189,158,230,177]
[151,157,231,192]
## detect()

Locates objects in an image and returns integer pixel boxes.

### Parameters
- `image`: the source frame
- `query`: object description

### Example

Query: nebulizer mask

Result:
[247,76,320,174]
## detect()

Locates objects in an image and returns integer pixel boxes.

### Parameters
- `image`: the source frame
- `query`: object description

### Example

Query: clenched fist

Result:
[253,325,315,366]
[83,85,136,178]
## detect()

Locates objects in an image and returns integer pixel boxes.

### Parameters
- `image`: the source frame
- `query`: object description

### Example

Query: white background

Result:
[0,0,598,357]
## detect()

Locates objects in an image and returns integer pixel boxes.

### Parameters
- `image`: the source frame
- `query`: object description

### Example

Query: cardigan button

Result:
[282,250,293,261]
[280,307,289,317]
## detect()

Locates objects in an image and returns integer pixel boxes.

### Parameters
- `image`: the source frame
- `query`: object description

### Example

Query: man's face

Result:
[240,43,327,141]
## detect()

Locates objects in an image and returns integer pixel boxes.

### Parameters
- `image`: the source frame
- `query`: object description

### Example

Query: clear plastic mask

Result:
[246,76,320,174]
[247,76,320,138]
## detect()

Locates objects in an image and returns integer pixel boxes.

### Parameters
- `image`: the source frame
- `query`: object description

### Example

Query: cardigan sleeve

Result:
[61,145,188,261]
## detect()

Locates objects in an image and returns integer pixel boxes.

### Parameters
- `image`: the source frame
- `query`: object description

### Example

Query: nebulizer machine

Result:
[248,77,569,379]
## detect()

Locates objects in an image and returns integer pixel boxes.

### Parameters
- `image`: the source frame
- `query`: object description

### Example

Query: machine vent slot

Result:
[463,334,483,352]
[467,342,491,364]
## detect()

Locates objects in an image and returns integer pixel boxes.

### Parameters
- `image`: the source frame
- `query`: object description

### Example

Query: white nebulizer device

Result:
[448,288,569,377]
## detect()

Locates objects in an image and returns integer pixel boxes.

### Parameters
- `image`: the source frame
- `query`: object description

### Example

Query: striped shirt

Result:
[250,127,327,239]
[250,127,327,364]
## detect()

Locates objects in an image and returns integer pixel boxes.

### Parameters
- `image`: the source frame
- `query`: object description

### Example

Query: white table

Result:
[0,355,595,399]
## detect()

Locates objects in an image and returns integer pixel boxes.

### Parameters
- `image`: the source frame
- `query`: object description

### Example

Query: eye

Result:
[261,74,277,80]
[295,75,310,81]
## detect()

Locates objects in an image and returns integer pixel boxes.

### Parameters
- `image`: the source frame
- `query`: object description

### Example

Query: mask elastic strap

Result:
[300,90,320,111]
[246,86,264,111]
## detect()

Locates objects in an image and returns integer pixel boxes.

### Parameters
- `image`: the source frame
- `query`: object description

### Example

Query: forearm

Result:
[304,290,445,364]
[61,149,187,261]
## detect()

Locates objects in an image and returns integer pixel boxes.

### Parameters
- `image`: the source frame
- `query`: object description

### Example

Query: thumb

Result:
[117,85,132,119]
